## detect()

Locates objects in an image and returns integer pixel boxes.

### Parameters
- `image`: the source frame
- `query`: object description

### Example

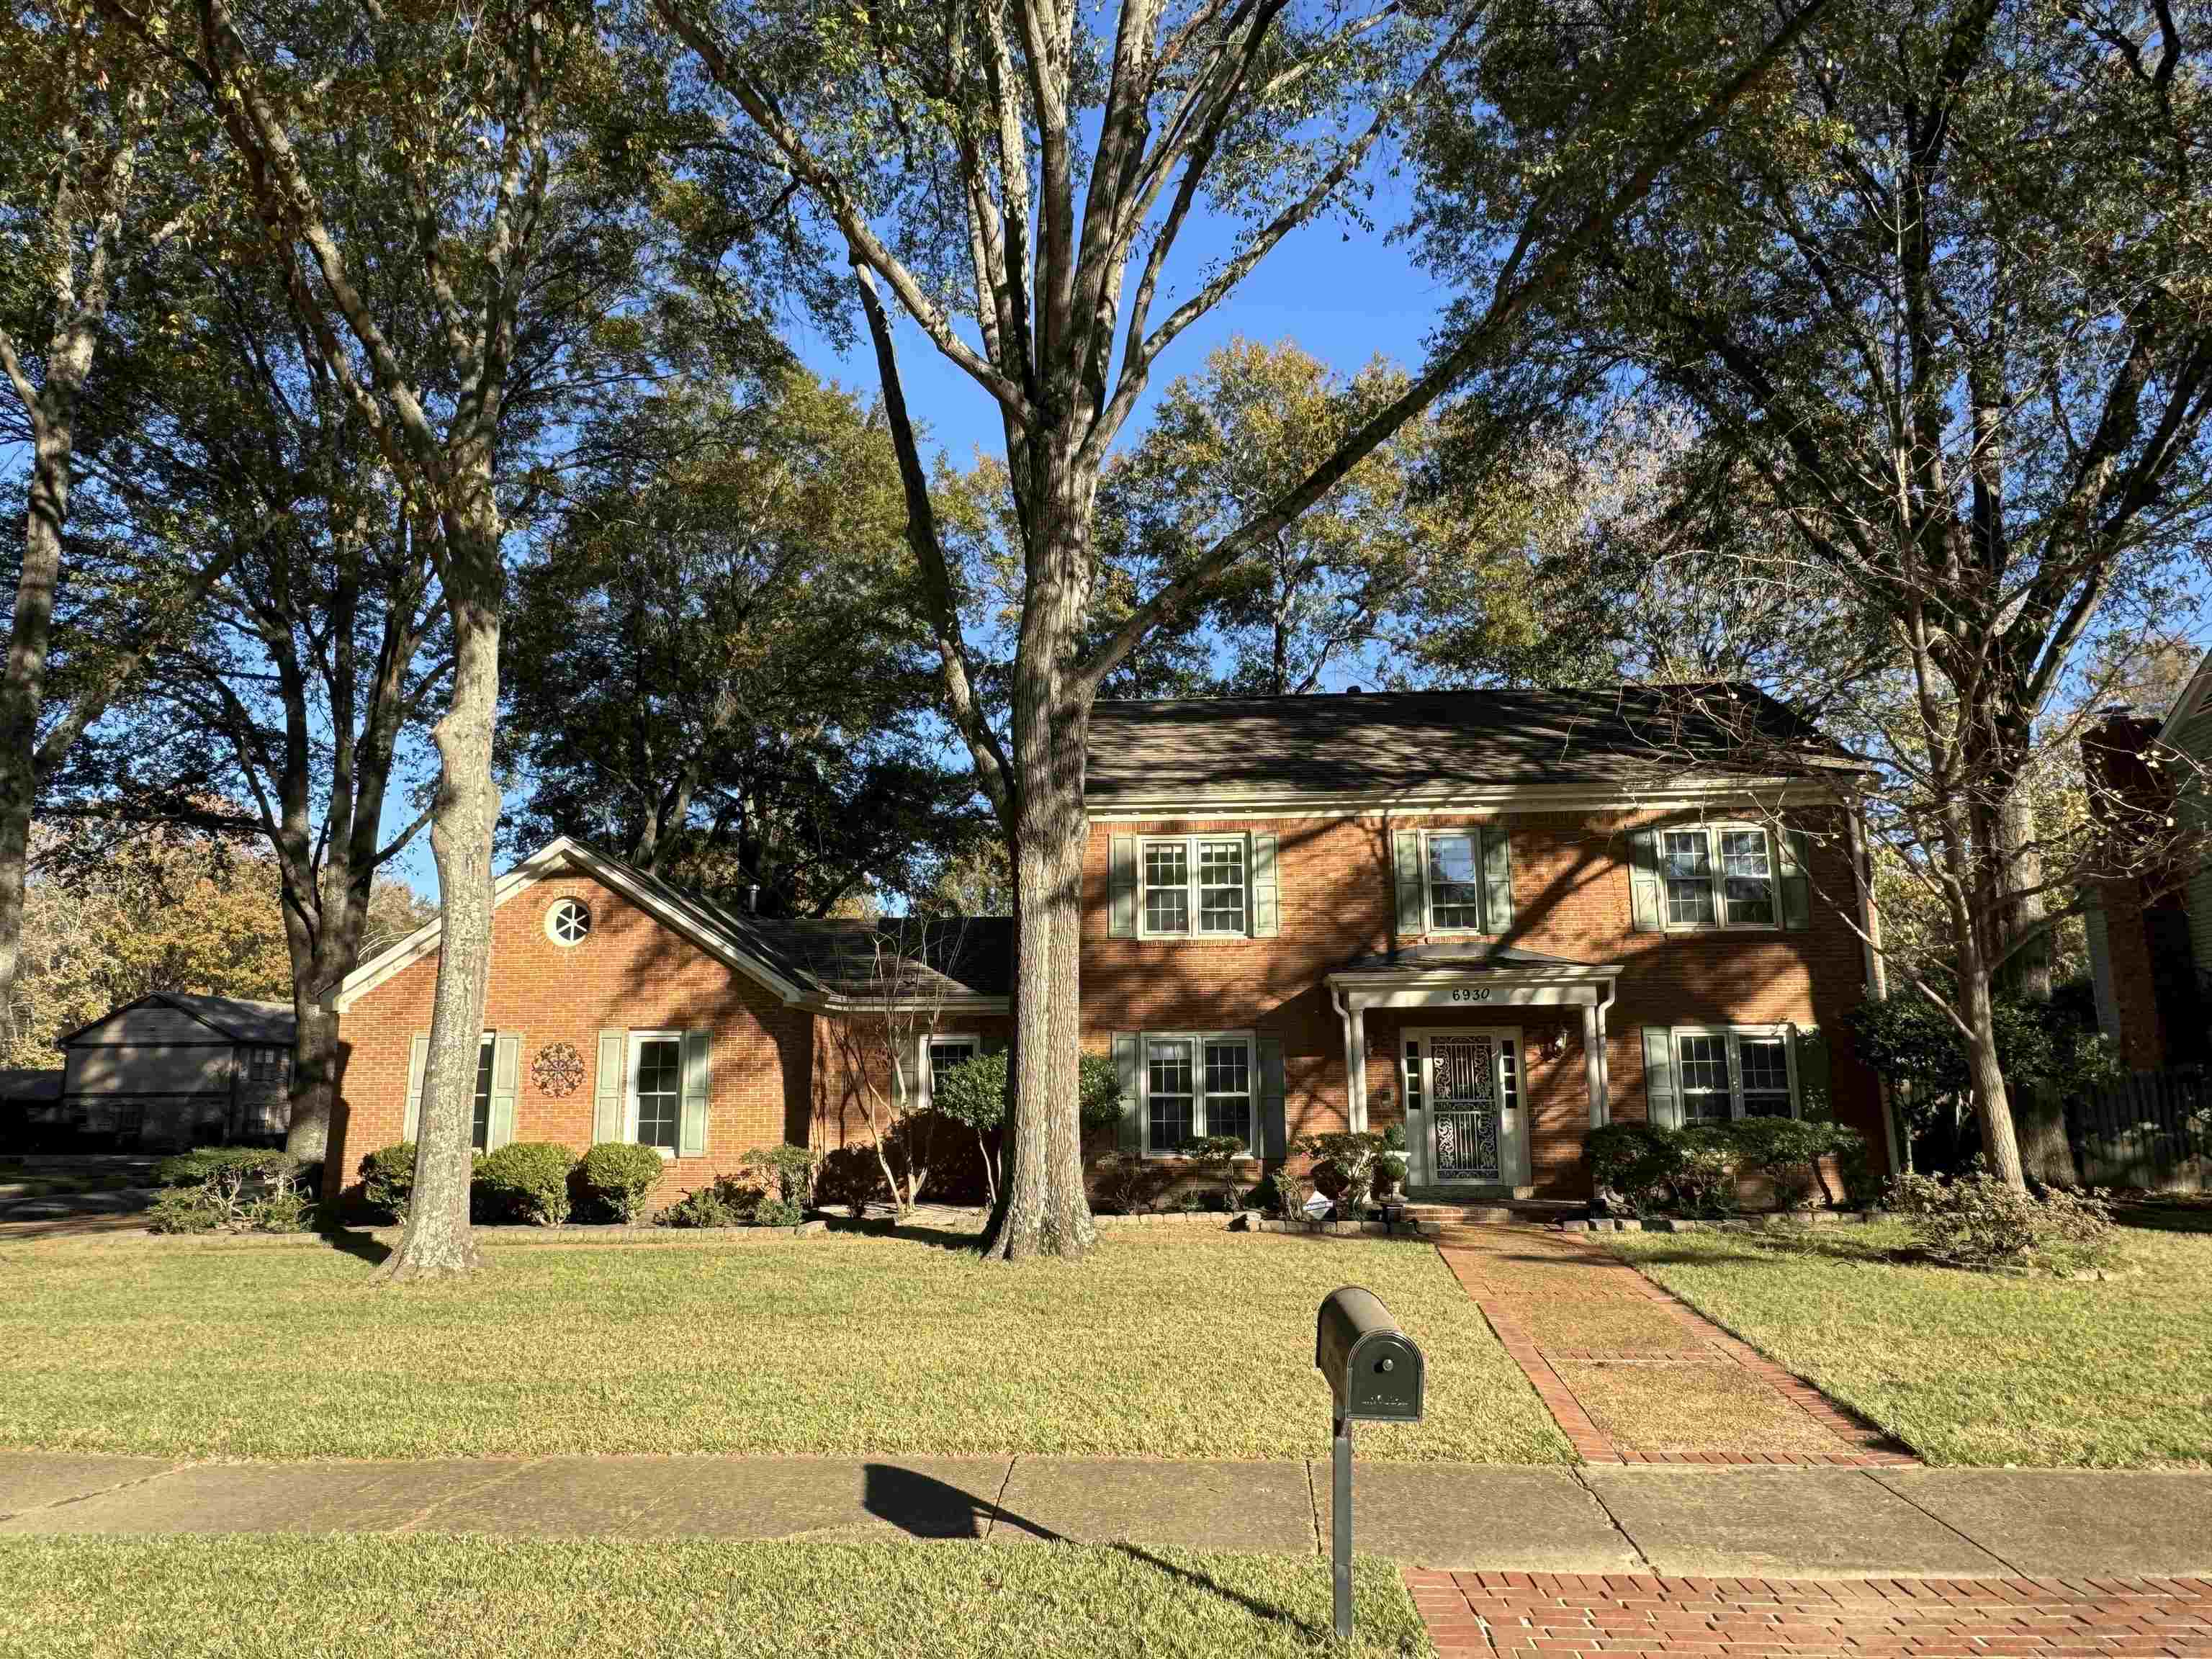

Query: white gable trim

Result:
[330,837,809,1012]
[2158,647,2212,745]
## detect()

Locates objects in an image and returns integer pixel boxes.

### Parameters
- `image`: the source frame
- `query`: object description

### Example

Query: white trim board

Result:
[1084,777,1860,822]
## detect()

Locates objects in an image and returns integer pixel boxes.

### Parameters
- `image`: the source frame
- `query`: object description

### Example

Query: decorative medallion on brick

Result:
[531,1040,586,1097]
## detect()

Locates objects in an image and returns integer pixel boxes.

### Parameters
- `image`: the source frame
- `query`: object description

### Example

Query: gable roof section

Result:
[2159,647,2212,750]
[57,992,296,1049]
[333,837,1013,1013]
[1086,683,1861,811]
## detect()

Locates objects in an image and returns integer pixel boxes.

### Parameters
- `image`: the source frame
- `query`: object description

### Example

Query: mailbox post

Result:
[1315,1287,1425,1642]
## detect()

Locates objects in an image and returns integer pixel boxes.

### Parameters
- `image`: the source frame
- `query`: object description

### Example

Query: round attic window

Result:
[546,898,591,946]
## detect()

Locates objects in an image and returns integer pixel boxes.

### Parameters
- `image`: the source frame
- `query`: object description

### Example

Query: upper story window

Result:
[1401,826,1513,935]
[547,898,592,945]
[246,1046,288,1084]
[1647,824,1782,931]
[1141,835,1246,938]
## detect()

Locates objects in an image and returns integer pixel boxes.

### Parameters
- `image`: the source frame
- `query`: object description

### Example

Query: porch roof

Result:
[1330,943,1622,980]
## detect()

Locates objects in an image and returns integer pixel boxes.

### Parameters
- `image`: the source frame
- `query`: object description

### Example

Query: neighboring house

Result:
[55,994,297,1150]
[329,684,1891,1206]
[2082,654,2212,1069]
[0,1069,65,1151]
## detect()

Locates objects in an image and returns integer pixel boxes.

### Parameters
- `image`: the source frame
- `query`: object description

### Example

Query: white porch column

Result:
[1349,1003,1368,1133]
[1583,1003,1605,1129]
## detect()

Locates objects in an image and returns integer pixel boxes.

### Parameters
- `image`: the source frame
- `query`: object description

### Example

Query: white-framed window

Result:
[628,1030,683,1154]
[1669,1026,1799,1121]
[1662,825,1778,930]
[246,1046,288,1084]
[1138,1030,1257,1156]
[1139,836,1248,938]
[1419,827,1506,933]
[547,897,592,945]
[470,1032,495,1151]
[914,1034,979,1112]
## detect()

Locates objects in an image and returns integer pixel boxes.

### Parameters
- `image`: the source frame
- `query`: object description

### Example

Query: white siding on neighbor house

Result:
[66,1004,228,1046]
[64,1043,235,1096]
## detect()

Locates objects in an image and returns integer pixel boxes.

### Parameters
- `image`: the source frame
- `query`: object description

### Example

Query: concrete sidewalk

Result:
[6,1453,2209,1580]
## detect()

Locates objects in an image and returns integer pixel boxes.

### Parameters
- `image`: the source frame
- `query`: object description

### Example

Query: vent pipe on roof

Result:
[747,884,760,915]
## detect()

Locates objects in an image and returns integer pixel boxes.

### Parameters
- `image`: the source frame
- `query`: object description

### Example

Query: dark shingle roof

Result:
[1334,943,1620,976]
[157,994,297,1045]
[577,845,1014,1001]
[1086,684,1855,804]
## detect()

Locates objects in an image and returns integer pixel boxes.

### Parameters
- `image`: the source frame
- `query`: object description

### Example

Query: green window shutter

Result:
[1642,1027,1681,1128]
[1112,1033,1142,1154]
[593,1029,626,1144]
[488,1032,521,1151]
[1393,830,1424,937]
[1109,835,1138,937]
[1628,827,1665,932]
[1792,1026,1830,1120]
[680,1030,711,1158]
[1249,832,1279,937]
[402,1033,430,1141]
[1480,824,1514,935]
[1779,829,1813,930]
[1257,1034,1286,1160]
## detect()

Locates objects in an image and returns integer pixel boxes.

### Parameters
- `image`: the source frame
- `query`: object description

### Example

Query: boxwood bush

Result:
[475,1142,577,1226]
[577,1142,665,1223]
[359,1143,416,1222]
[1589,1118,1865,1215]
[656,1174,757,1228]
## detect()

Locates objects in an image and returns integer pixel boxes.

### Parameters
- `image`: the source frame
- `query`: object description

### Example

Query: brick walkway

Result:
[1406,1569,2212,1656]
[1438,1227,1915,1467]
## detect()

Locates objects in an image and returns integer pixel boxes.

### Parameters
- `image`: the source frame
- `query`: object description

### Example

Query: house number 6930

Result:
[1449,987,1493,1003]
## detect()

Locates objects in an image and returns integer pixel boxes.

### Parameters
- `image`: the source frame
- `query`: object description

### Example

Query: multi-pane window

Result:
[1146,1038,1196,1151]
[1660,826,1779,929]
[1140,837,1249,938]
[1669,1028,1799,1122]
[631,1035,683,1152]
[1403,1039,1423,1115]
[1141,1031,1257,1155]
[1663,832,1717,926]
[1143,842,1190,935]
[927,1039,976,1092]
[1426,832,1485,930]
[1676,1033,1732,1123]
[247,1046,287,1084]
[1203,1039,1252,1148]
[471,1033,495,1152]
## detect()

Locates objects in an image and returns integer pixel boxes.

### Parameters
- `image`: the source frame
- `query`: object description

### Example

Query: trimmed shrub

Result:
[750,1193,806,1228]
[147,1186,221,1233]
[1726,1115,1848,1208]
[657,1175,757,1228]
[577,1142,665,1223]
[359,1143,416,1222]
[1185,1133,1249,1210]
[156,1146,287,1189]
[1076,1054,1132,1129]
[1297,1130,1389,1211]
[739,1144,819,1210]
[1889,1166,2116,1273]
[1590,1119,1866,1216]
[475,1142,577,1226]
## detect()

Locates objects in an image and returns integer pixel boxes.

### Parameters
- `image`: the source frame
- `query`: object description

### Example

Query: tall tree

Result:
[652,0,1833,1257]
[0,1,234,1055]
[503,369,978,912]
[1484,0,2212,1184]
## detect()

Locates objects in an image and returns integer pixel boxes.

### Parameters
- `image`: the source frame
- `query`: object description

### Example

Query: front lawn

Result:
[0,1534,1430,1659]
[0,1231,1568,1464]
[1608,1220,2212,1467]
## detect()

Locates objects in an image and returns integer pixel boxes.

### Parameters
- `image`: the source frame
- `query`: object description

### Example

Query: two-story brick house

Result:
[328,685,1891,1207]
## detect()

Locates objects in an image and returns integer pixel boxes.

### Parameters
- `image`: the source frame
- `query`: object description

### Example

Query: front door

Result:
[1410,1028,1523,1186]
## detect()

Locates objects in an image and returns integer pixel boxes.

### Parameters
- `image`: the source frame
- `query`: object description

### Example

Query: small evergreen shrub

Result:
[739,1144,819,1210]
[1589,1119,1865,1215]
[147,1186,220,1233]
[1889,1166,2116,1273]
[577,1142,665,1223]
[475,1142,576,1226]
[1297,1131,1389,1210]
[156,1147,287,1189]
[657,1175,757,1228]
[1186,1133,1249,1210]
[359,1143,417,1222]
[750,1193,806,1228]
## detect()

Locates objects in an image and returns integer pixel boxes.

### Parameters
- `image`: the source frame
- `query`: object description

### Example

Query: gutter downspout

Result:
[1591,979,1617,1129]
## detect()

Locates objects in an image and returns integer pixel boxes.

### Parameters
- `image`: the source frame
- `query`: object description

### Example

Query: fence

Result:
[2063,1070,2212,1192]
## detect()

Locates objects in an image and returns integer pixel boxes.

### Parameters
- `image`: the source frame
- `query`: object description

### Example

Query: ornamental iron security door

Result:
[1431,1034,1502,1182]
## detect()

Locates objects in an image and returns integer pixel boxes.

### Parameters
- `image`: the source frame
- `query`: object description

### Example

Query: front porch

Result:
[1328,944,1621,1199]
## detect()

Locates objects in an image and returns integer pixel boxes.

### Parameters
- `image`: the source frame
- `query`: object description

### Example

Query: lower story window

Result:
[471,1033,495,1151]
[630,1032,683,1152]
[1141,1031,1256,1156]
[1672,1028,1799,1122]
[927,1038,976,1092]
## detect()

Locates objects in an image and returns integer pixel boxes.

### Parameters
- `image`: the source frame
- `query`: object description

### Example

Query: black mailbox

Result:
[1315,1286,1425,1422]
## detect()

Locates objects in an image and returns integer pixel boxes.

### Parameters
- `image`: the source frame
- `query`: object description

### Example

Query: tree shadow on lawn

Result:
[317,1228,394,1267]
[859,1464,1333,1640]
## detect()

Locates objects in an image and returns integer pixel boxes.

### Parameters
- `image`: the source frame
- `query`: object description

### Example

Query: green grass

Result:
[0,1534,1431,1658]
[1608,1220,2212,1467]
[0,1231,1568,1464]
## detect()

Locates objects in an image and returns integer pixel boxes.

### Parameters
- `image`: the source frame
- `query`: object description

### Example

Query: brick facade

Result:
[1080,808,1884,1199]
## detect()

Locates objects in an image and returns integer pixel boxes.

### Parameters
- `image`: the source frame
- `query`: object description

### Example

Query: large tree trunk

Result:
[1950,881,2028,1188]
[372,546,501,1282]
[1995,784,2051,1003]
